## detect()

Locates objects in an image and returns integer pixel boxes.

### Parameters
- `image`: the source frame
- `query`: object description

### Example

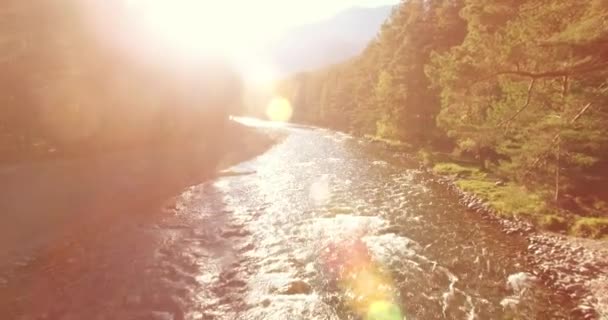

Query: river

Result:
[1,121,580,319]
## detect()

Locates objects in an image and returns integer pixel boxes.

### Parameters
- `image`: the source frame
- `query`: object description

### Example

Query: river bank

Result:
[429,163,608,318]
[0,122,281,267]
[363,134,608,239]
[431,161,608,239]
[364,135,608,318]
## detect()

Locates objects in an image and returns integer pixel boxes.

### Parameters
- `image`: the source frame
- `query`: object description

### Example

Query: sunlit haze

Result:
[121,0,398,86]
[4,1,606,319]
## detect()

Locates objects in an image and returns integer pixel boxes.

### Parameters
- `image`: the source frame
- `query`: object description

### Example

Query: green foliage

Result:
[456,180,547,217]
[434,161,608,237]
[430,0,608,204]
[278,0,467,144]
[570,218,608,239]
[435,161,548,218]
[277,0,608,237]
[433,162,483,177]
[536,215,569,232]
[375,115,400,140]
[417,149,433,166]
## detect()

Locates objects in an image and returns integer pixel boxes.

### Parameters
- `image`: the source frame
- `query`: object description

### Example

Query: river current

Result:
[1,122,576,319]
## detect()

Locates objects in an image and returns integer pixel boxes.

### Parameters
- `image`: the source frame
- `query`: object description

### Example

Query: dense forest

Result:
[0,0,242,163]
[277,0,608,236]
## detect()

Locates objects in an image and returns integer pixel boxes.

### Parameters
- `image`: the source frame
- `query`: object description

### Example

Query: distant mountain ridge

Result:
[268,5,395,74]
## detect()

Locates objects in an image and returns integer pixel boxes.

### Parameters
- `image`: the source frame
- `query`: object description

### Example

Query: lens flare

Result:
[367,300,403,320]
[265,97,293,122]
[322,238,406,320]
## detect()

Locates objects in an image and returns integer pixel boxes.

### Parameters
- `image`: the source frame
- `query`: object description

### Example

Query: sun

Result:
[123,0,261,60]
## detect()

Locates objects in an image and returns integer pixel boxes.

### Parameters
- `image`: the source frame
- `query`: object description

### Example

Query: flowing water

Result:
[1,123,577,319]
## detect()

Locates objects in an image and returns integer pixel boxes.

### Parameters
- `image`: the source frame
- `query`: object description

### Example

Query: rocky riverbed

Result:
[434,174,608,319]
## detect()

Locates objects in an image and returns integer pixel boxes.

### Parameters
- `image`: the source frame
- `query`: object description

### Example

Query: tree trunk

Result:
[554,76,567,203]
[478,149,486,171]
[554,137,561,202]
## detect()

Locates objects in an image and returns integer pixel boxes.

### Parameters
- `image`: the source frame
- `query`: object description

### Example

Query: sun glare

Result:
[125,0,247,58]
[241,63,280,89]
[119,0,288,91]
[121,0,386,61]
[266,97,293,122]
[114,0,398,92]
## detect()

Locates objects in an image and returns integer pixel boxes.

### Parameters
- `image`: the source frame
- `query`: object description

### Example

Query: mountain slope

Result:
[269,5,395,74]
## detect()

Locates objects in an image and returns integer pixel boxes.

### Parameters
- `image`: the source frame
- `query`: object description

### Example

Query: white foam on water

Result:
[295,161,315,167]
[326,132,353,143]
[372,160,388,167]
[336,132,354,139]
[362,233,421,265]
[302,214,388,244]
[441,267,459,317]
[238,213,390,320]
[213,178,231,191]
[362,232,477,319]
[466,295,477,320]
[500,296,521,309]
[233,117,287,128]
[507,272,536,294]
[498,272,537,312]
[588,275,608,319]
[247,271,297,298]
[310,175,332,206]
[241,293,339,320]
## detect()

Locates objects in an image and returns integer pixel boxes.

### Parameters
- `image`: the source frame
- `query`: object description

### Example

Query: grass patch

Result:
[417,149,433,166]
[433,162,484,178]
[432,162,607,238]
[434,162,546,217]
[456,180,546,217]
[364,135,412,148]
[570,217,608,239]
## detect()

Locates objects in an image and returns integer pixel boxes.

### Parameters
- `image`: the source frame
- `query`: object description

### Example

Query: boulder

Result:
[277,280,312,295]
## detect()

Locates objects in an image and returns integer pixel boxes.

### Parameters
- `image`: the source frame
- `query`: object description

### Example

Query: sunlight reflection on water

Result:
[232,116,288,128]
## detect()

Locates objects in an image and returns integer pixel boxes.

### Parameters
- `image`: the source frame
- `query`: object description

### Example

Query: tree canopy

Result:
[278,0,608,217]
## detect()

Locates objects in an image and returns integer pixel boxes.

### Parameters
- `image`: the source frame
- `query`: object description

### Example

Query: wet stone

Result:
[220,229,249,238]
[277,280,312,295]
[225,279,247,288]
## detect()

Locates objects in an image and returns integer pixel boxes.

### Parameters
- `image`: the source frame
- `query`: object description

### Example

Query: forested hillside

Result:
[1,0,241,163]
[268,5,394,74]
[277,0,608,237]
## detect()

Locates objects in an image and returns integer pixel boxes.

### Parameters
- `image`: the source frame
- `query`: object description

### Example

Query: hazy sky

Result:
[263,0,400,25]
[124,0,400,45]
[117,0,400,82]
